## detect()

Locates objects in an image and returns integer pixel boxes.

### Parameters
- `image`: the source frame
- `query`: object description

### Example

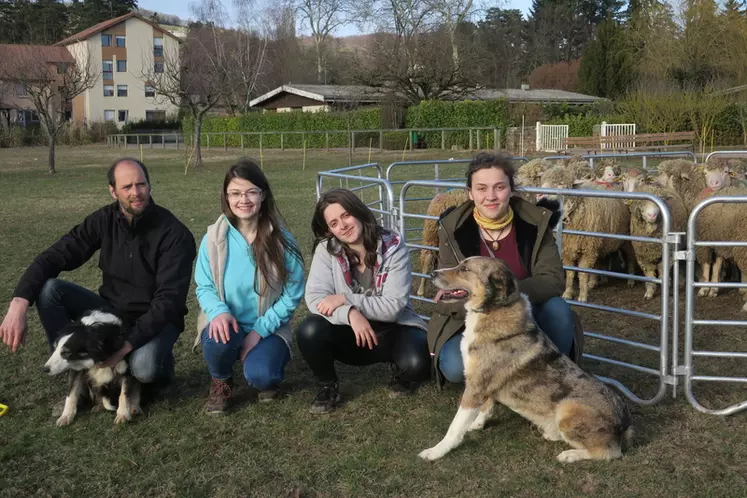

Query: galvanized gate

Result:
[536,122,569,152]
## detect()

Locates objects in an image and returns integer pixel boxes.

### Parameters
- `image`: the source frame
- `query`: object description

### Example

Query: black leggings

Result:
[294,314,431,384]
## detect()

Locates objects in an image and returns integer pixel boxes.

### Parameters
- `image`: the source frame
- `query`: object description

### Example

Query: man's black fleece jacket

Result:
[12,200,197,350]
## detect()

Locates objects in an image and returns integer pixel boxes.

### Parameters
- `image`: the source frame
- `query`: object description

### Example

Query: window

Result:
[103,85,114,97]
[103,60,113,80]
[56,62,68,74]
[154,62,164,73]
[117,85,128,97]
[144,85,155,98]
[115,35,126,47]
[118,110,128,123]
[117,60,127,72]
[15,83,26,96]
[153,37,163,57]
[101,34,111,46]
[146,110,166,122]
[104,110,115,121]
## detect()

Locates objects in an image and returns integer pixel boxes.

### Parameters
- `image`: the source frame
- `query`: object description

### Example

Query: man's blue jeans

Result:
[37,278,179,384]
[200,326,290,391]
[438,296,575,384]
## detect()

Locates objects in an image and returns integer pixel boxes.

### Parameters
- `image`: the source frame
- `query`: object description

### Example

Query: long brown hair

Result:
[311,188,385,269]
[221,158,302,292]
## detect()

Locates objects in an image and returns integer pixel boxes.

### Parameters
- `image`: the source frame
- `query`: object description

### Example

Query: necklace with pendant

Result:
[481,226,505,252]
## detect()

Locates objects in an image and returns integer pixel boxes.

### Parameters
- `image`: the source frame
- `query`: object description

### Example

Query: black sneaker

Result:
[387,378,416,398]
[309,382,342,414]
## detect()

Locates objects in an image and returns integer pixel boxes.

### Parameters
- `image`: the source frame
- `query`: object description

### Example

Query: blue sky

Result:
[138,0,535,36]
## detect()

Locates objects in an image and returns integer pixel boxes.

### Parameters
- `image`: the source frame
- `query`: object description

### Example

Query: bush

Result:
[405,99,509,149]
[182,108,381,148]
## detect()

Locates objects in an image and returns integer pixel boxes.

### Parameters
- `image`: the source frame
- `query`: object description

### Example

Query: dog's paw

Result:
[708,288,719,298]
[56,413,75,427]
[418,446,447,461]
[114,412,131,425]
[556,449,590,463]
[697,287,708,297]
[562,290,574,300]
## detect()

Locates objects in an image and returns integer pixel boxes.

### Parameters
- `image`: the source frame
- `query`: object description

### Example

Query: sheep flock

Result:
[415,154,747,313]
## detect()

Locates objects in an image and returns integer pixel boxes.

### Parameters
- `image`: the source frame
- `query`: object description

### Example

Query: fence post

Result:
[175,132,179,150]
[149,134,153,149]
[240,134,244,151]
[469,129,473,151]
[379,130,384,151]
[441,130,445,150]
[281,133,284,151]
[351,131,356,153]
[260,132,263,153]
[136,134,140,149]
[494,128,499,152]
[477,130,481,150]
[326,132,330,151]
[207,134,210,150]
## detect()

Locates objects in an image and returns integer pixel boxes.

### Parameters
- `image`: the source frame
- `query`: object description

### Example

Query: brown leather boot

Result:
[206,377,233,415]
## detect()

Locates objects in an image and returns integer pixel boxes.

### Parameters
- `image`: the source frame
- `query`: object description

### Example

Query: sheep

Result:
[692,161,747,298]
[620,166,652,193]
[655,159,704,213]
[515,158,554,202]
[693,185,747,311]
[539,166,632,302]
[626,184,688,300]
[416,188,469,296]
[589,158,622,190]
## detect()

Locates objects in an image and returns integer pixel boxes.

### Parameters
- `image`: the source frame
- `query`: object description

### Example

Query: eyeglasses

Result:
[227,189,263,201]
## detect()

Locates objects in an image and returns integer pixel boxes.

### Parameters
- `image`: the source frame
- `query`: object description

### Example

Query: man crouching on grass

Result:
[0,157,197,416]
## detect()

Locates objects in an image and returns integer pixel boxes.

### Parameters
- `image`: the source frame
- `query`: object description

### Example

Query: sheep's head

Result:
[516,159,553,188]
[656,159,696,189]
[569,162,594,186]
[621,167,648,192]
[727,159,747,183]
[537,166,575,201]
[631,199,661,226]
[593,159,620,184]
[703,162,731,191]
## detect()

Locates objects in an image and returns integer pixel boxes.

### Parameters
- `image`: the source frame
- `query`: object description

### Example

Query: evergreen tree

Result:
[579,19,634,97]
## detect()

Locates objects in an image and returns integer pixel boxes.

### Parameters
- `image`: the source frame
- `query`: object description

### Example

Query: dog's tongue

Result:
[434,290,445,303]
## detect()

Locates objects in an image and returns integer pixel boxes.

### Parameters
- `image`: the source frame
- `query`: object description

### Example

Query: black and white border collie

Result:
[43,310,141,427]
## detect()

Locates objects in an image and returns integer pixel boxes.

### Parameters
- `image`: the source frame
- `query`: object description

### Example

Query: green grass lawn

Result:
[1,145,746,498]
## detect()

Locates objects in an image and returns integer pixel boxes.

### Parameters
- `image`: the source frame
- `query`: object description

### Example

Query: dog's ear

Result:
[487,267,517,303]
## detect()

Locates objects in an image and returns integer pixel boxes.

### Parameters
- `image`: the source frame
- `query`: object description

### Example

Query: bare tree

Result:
[426,0,478,69]
[295,0,353,83]
[142,27,233,168]
[3,46,97,173]
[0,80,10,131]
[222,28,269,114]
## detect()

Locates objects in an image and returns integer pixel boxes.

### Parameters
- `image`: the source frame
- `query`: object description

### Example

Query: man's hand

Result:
[239,331,262,362]
[209,312,239,344]
[316,294,346,316]
[98,342,134,368]
[1,298,30,353]
[348,308,378,350]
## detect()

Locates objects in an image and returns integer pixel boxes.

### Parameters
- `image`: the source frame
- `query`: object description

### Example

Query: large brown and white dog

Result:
[419,257,633,463]
[43,310,141,427]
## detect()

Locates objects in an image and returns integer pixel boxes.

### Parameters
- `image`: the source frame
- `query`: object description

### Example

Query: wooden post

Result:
[303,140,307,170]
[441,130,445,150]
[494,128,499,152]
[149,134,153,149]
[241,134,244,151]
[379,130,384,151]
[368,138,373,163]
[224,133,228,151]
[469,129,473,150]
[281,133,284,151]
[139,143,143,163]
[136,134,140,149]
[326,132,330,151]
[175,132,179,150]
[207,134,210,150]
[477,130,481,150]
[260,134,264,169]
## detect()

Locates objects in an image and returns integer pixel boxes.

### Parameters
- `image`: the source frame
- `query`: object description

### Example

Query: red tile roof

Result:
[55,12,181,46]
[0,44,74,78]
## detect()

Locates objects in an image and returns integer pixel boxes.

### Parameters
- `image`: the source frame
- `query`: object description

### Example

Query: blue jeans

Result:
[439,296,575,384]
[201,326,290,391]
[36,278,179,384]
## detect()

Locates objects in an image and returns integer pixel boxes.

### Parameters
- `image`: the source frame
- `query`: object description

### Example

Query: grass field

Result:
[1,145,746,498]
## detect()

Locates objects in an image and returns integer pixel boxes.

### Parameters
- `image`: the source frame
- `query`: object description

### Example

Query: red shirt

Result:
[478,223,528,280]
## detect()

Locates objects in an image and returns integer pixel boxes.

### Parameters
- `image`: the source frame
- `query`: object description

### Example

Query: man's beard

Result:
[120,197,148,217]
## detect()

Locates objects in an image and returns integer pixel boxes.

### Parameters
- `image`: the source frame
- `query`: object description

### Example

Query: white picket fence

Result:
[535,122,568,152]
[601,122,636,149]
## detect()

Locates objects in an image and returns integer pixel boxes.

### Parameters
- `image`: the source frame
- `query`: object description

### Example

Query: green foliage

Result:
[0,122,116,147]
[404,99,509,149]
[121,119,181,134]
[547,114,599,137]
[579,20,636,99]
[182,108,381,148]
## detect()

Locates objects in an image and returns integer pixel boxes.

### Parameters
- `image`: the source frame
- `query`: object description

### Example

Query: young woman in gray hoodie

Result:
[295,188,430,414]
